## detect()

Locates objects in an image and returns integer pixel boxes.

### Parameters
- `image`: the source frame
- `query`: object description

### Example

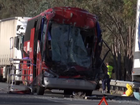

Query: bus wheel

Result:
[37,86,45,95]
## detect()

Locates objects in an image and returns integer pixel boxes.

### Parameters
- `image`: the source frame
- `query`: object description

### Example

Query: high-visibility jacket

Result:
[107,65,113,78]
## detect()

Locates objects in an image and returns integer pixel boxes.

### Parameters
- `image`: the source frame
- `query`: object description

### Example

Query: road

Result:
[0,82,139,105]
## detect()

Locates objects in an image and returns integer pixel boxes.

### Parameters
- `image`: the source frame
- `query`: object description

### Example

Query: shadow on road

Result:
[0,93,66,105]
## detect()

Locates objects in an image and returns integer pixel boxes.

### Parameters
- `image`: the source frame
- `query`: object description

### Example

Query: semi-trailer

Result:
[0,17,30,84]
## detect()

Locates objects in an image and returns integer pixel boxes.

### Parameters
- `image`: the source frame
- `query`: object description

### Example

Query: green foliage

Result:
[123,0,137,18]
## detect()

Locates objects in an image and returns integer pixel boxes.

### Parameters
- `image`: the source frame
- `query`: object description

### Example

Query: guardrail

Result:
[99,79,140,90]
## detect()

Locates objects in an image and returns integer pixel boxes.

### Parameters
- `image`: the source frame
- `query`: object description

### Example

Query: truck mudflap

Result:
[43,77,96,90]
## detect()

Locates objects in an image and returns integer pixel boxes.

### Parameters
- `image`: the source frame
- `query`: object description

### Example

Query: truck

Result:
[132,0,140,82]
[18,7,106,95]
[0,17,30,84]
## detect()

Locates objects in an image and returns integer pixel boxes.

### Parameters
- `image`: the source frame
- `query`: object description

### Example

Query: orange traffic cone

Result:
[98,96,108,105]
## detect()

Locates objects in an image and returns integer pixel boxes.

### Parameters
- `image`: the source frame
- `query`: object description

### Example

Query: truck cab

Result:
[0,17,30,83]
[10,17,30,84]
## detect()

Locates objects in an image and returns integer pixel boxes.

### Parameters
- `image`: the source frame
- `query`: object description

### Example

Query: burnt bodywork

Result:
[23,7,105,86]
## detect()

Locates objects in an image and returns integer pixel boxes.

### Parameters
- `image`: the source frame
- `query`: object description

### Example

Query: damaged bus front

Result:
[22,7,106,95]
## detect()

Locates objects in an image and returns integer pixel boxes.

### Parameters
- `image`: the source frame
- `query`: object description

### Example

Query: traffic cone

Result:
[98,96,108,105]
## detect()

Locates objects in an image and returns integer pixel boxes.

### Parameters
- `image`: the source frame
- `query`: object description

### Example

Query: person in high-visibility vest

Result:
[102,72,110,93]
[106,62,113,93]
[106,62,113,79]
[102,62,113,93]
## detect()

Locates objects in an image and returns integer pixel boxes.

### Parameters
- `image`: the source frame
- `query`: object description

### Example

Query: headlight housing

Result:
[43,70,54,77]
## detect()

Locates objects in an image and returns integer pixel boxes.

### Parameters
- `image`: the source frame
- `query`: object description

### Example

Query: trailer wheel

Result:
[37,86,45,95]
[6,69,10,83]
[15,81,20,85]
[0,75,2,82]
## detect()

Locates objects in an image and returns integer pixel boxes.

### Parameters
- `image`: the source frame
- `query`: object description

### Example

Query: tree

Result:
[87,0,136,80]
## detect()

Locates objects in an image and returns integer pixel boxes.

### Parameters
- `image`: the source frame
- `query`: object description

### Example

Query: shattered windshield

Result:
[50,23,92,68]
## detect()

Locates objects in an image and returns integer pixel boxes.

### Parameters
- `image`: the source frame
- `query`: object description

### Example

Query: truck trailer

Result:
[0,17,30,84]
[19,7,106,95]
[132,0,140,82]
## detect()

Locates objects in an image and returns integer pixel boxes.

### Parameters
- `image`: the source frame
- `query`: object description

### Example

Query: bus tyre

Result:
[64,90,72,95]
[37,86,45,95]
[85,90,92,96]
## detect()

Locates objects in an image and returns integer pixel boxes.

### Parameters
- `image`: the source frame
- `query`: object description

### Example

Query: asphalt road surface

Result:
[0,94,139,105]
[0,82,139,105]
